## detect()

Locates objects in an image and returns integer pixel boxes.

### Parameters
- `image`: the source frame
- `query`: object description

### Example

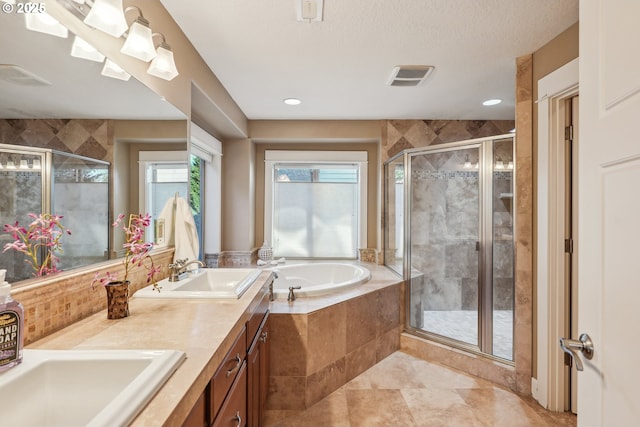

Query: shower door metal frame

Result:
[394,134,515,364]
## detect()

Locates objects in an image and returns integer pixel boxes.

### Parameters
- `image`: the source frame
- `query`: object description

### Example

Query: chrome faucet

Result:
[168,259,205,282]
[287,285,301,302]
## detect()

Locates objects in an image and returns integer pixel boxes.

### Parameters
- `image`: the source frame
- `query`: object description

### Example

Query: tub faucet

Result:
[168,259,205,282]
[287,285,301,302]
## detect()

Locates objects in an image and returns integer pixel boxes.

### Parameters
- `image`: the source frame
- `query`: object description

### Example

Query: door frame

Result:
[534,57,578,411]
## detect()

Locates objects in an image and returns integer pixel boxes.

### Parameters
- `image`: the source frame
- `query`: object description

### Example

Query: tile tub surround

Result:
[27,269,275,427]
[11,247,174,345]
[268,263,404,410]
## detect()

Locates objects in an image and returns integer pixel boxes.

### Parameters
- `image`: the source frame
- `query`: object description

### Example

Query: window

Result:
[138,151,189,244]
[265,151,367,259]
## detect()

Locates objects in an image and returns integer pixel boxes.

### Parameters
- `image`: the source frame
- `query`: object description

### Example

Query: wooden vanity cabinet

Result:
[211,328,248,421]
[247,314,270,427]
[182,390,208,427]
[181,278,273,427]
[247,286,270,427]
[212,363,247,427]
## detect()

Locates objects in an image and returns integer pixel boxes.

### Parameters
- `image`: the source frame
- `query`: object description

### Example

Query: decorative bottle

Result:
[0,269,24,372]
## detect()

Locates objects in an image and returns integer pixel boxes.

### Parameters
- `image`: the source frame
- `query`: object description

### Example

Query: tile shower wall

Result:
[410,154,480,315]
[0,119,113,162]
[381,120,515,163]
[0,119,113,281]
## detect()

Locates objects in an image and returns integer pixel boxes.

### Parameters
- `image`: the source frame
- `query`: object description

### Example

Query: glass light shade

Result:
[83,0,127,38]
[70,36,105,63]
[32,159,41,170]
[24,12,68,38]
[101,59,131,81]
[120,20,156,62]
[507,161,514,170]
[495,157,505,170]
[6,160,16,169]
[19,159,28,169]
[463,154,471,169]
[147,46,179,80]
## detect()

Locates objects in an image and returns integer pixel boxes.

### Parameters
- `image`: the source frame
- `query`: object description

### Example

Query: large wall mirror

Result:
[0,12,188,284]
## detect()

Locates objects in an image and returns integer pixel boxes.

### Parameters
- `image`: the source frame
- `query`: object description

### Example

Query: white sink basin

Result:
[0,349,185,427]
[134,268,262,299]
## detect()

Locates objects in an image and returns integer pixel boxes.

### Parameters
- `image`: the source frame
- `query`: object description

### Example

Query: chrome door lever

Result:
[559,333,594,371]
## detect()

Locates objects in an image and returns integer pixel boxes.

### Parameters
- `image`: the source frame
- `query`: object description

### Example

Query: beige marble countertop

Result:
[27,270,275,427]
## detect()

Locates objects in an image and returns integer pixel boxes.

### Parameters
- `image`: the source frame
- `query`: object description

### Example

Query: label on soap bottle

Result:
[0,311,20,367]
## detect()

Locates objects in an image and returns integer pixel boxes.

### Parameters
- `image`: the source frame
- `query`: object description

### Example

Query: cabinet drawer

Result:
[212,362,247,427]
[211,327,247,420]
[246,285,270,347]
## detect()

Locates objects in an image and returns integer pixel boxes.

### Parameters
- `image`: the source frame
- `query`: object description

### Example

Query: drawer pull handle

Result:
[226,353,242,377]
[233,411,242,427]
[259,331,268,343]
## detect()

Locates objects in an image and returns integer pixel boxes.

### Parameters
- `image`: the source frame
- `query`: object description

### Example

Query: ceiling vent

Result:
[386,65,434,87]
[0,65,51,86]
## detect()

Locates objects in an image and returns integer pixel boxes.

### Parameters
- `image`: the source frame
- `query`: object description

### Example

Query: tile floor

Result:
[265,351,576,427]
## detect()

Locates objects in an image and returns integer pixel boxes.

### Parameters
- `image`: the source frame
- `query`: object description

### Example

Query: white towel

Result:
[158,196,200,265]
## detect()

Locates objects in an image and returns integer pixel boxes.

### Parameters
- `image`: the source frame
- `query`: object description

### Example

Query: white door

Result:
[577,1,640,426]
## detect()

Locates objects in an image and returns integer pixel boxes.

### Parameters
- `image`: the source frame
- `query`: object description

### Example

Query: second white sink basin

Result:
[0,349,185,427]
[134,268,262,299]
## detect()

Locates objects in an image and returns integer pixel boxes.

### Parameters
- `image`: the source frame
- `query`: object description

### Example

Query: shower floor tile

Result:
[423,310,513,360]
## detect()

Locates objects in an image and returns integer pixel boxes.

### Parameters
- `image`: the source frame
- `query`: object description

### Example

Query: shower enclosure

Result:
[384,134,515,361]
[0,143,110,282]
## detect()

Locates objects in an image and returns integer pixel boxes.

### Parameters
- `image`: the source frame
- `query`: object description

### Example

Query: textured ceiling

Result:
[161,0,578,120]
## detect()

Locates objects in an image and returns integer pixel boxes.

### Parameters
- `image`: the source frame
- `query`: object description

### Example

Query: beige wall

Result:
[112,120,188,251]
[222,139,256,251]
[530,22,579,378]
[248,120,381,253]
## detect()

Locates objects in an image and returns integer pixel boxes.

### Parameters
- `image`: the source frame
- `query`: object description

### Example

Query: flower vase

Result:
[105,281,130,319]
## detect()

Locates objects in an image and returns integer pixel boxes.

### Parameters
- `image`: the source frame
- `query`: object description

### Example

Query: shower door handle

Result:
[475,241,480,251]
[559,333,594,371]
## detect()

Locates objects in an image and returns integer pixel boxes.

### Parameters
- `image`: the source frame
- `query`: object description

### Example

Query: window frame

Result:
[264,150,368,259]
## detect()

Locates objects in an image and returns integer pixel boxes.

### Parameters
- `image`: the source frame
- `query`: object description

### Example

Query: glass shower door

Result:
[407,146,481,348]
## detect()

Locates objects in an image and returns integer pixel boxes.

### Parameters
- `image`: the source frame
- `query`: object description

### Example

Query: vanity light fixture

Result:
[24,12,69,38]
[70,36,105,63]
[101,58,131,81]
[146,33,179,81]
[482,98,502,106]
[283,98,302,106]
[83,0,128,38]
[120,7,156,62]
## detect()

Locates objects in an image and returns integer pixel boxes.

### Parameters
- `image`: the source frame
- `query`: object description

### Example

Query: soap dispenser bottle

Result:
[0,269,24,372]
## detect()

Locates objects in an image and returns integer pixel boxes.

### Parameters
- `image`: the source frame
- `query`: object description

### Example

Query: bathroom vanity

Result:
[26,270,275,427]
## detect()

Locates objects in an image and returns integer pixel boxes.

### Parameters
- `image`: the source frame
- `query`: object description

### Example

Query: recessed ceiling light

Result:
[482,98,502,106]
[283,98,301,106]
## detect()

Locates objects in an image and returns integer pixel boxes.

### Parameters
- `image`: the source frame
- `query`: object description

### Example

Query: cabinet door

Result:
[247,338,260,427]
[213,362,247,427]
[182,391,207,427]
[258,315,270,426]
